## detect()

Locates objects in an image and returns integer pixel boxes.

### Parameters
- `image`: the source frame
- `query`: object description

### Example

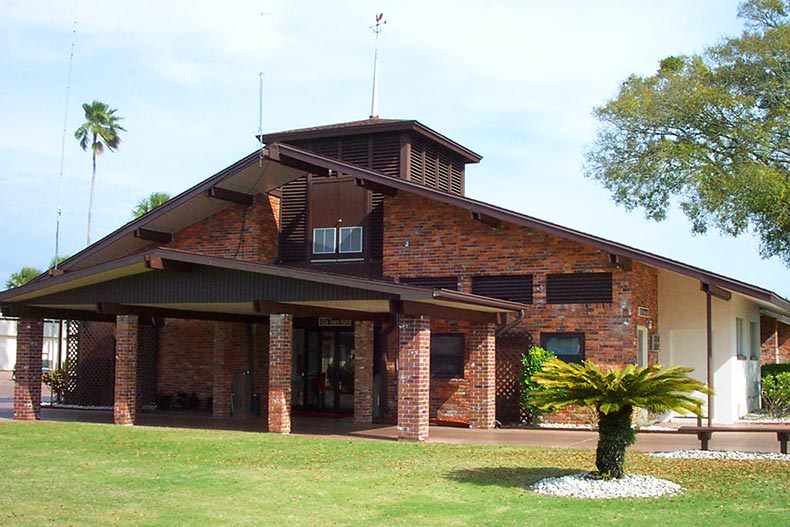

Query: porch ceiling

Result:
[0,249,525,325]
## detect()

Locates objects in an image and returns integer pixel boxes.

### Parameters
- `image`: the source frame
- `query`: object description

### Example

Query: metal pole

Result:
[705,287,713,426]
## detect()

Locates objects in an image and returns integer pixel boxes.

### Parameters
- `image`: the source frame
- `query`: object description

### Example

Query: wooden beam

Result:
[134,227,173,244]
[253,299,384,322]
[47,268,65,277]
[0,304,115,322]
[389,300,504,324]
[206,186,254,206]
[263,144,330,177]
[96,302,265,324]
[144,254,195,272]
[471,211,502,229]
[701,282,732,301]
[355,177,397,196]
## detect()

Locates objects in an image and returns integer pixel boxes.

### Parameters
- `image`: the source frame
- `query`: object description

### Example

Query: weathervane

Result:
[369,13,386,119]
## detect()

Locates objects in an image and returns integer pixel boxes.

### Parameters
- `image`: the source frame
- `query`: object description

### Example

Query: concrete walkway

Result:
[1,370,786,453]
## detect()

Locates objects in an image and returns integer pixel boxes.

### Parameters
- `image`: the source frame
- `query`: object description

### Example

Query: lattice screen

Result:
[63,321,116,407]
[495,330,533,425]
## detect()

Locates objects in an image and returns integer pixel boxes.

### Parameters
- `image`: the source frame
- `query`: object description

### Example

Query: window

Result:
[338,226,363,253]
[430,333,465,378]
[541,332,585,363]
[749,321,760,360]
[546,273,613,304]
[312,228,336,254]
[471,275,533,304]
[736,317,746,359]
[312,226,363,256]
[637,326,648,368]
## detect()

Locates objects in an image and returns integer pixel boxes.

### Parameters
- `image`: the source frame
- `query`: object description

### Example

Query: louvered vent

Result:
[372,134,401,177]
[370,192,384,260]
[409,137,425,185]
[437,151,451,192]
[451,158,464,195]
[472,275,533,304]
[424,143,437,188]
[546,273,613,304]
[340,136,370,167]
[309,138,339,159]
[278,176,308,261]
[401,276,459,291]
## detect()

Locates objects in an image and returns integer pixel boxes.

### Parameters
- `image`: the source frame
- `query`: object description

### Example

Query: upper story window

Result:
[471,275,533,304]
[312,226,363,256]
[546,272,613,304]
[339,226,363,253]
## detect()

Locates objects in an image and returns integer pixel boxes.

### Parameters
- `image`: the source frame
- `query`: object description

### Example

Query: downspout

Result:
[496,309,525,338]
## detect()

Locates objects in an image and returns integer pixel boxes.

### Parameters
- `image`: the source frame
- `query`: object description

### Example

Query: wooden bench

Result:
[677,426,790,454]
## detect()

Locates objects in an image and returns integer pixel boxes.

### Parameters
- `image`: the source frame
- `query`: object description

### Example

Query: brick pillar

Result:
[213,322,232,418]
[13,317,44,421]
[397,315,431,441]
[468,323,496,429]
[268,314,292,433]
[353,320,374,424]
[114,315,139,425]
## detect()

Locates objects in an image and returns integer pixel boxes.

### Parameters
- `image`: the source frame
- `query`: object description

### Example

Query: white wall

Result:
[657,271,762,424]
[0,317,67,371]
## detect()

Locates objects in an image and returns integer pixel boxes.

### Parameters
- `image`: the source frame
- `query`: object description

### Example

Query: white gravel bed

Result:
[650,449,790,461]
[530,472,682,499]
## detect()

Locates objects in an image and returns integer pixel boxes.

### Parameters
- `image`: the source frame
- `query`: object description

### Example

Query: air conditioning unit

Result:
[650,334,660,352]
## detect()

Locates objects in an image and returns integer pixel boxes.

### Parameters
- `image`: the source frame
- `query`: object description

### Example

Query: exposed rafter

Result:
[206,186,254,206]
[134,227,173,244]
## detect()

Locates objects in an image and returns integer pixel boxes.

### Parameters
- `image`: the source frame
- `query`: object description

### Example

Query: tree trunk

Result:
[595,405,635,479]
[87,138,97,246]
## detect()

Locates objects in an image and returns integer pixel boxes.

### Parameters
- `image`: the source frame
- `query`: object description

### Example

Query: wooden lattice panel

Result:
[495,330,533,424]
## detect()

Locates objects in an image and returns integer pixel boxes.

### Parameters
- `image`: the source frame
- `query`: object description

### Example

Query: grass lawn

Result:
[1,422,788,526]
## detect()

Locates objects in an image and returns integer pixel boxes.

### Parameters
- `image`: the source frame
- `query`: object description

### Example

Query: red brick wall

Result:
[353,321,374,424]
[761,317,790,364]
[268,314,293,433]
[397,315,431,441]
[114,315,138,425]
[383,192,660,424]
[468,323,496,429]
[166,193,280,263]
[13,317,43,420]
[158,319,214,400]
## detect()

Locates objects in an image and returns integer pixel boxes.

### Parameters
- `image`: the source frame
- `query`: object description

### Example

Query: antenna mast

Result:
[55,12,79,269]
[369,13,386,119]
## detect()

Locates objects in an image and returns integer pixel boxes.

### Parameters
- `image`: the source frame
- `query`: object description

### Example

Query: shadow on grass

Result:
[446,466,584,488]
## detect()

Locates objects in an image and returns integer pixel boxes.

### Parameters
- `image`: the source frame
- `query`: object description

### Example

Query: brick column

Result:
[353,321,374,424]
[397,315,431,441]
[13,317,44,420]
[213,322,232,418]
[114,315,139,425]
[268,314,292,433]
[468,323,496,429]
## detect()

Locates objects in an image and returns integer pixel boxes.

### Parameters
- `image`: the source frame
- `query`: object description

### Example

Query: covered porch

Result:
[1,248,524,441]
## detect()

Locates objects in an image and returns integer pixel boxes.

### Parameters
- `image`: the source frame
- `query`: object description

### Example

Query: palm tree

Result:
[132,192,171,218]
[5,267,43,289]
[74,100,126,245]
[528,359,710,479]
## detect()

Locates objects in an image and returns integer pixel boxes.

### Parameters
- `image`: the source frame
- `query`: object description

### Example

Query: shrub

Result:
[520,346,556,424]
[41,368,66,402]
[761,372,790,417]
[762,363,790,377]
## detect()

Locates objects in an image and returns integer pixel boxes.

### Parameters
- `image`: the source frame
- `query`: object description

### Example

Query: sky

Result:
[1,0,788,297]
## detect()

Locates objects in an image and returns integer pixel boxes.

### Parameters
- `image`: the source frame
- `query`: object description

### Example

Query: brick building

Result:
[3,118,790,437]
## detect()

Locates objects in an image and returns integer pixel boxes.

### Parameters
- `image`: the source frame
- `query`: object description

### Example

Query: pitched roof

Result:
[261,118,483,164]
[267,143,790,314]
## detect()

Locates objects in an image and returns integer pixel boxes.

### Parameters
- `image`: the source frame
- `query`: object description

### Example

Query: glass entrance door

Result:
[302,329,354,413]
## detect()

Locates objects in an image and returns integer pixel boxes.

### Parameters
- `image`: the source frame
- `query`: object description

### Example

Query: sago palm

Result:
[528,359,710,479]
[74,100,125,245]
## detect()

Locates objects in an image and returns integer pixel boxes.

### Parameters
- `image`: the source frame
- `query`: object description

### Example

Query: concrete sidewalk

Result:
[2,370,786,454]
